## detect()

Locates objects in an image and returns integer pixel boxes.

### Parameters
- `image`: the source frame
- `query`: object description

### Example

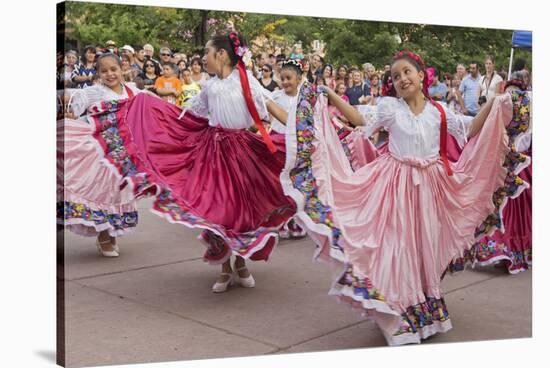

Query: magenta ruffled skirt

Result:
[446,91,532,274]
[81,94,295,264]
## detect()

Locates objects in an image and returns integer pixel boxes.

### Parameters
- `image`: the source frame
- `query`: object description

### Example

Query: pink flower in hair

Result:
[425,67,435,87]
[235,46,249,57]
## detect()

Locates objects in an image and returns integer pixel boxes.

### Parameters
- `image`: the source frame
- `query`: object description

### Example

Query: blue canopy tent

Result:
[508,30,532,80]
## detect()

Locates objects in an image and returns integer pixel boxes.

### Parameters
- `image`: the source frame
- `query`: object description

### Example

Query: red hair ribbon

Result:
[236,60,277,153]
[229,32,277,153]
[432,101,453,176]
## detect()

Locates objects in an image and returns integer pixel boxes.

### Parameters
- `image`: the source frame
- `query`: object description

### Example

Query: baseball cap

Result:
[120,45,135,54]
[105,40,116,47]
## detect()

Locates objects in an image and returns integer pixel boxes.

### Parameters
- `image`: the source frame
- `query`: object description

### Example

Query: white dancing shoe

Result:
[236,267,255,288]
[96,238,119,258]
[212,272,234,293]
[110,237,120,253]
[279,228,290,239]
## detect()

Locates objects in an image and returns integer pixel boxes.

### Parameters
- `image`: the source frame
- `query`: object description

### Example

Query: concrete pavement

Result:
[59,198,532,367]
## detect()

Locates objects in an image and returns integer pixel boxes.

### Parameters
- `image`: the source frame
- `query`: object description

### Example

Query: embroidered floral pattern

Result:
[153,188,293,257]
[337,265,386,302]
[58,200,138,231]
[337,265,450,337]
[200,230,231,262]
[290,82,344,253]
[90,100,155,197]
[507,90,531,140]
[88,100,293,261]
[394,297,450,336]
[449,240,532,274]
[474,90,531,238]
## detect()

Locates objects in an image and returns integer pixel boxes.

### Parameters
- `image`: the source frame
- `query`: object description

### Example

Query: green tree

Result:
[64,2,208,54]
[63,2,529,74]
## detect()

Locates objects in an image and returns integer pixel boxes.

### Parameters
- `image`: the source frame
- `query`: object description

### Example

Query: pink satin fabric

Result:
[58,118,137,236]
[307,94,512,312]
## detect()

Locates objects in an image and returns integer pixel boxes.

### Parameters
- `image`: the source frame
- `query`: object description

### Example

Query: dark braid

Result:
[210,33,247,67]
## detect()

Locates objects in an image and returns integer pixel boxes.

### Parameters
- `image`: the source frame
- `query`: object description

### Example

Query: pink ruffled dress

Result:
[58,83,141,237]
[281,83,529,345]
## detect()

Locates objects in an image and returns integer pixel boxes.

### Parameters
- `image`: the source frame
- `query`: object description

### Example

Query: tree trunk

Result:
[199,10,209,47]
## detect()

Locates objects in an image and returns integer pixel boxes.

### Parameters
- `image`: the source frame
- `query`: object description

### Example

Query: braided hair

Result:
[209,31,277,153]
[209,33,248,67]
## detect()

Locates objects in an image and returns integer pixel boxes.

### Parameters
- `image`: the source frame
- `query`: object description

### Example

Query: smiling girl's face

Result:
[280,68,300,95]
[391,58,424,99]
[98,56,123,90]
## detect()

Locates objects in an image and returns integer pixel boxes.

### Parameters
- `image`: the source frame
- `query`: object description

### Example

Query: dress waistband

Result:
[389,153,440,168]
[389,153,441,186]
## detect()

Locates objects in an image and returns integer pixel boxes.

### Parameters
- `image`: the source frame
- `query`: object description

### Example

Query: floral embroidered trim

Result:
[394,297,450,337]
[337,265,450,337]
[289,82,344,253]
[474,90,531,238]
[337,265,386,302]
[88,98,293,258]
[449,240,532,274]
[58,200,138,230]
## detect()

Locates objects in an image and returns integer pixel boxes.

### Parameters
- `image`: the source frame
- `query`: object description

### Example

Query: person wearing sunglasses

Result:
[159,47,172,68]
[139,57,161,93]
[258,63,279,92]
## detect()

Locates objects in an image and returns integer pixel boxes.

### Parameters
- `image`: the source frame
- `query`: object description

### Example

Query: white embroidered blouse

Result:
[67,83,142,118]
[187,69,273,129]
[270,89,297,134]
[357,97,474,159]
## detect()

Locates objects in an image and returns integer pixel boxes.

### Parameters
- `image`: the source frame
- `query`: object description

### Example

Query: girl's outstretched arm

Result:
[321,86,365,126]
[266,100,288,126]
[468,96,496,138]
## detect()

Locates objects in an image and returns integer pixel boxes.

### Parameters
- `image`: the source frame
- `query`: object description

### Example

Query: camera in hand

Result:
[478,95,487,105]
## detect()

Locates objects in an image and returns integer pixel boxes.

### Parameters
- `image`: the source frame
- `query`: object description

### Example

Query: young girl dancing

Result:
[281,50,529,345]
[75,33,294,292]
[59,53,145,257]
[269,58,307,238]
